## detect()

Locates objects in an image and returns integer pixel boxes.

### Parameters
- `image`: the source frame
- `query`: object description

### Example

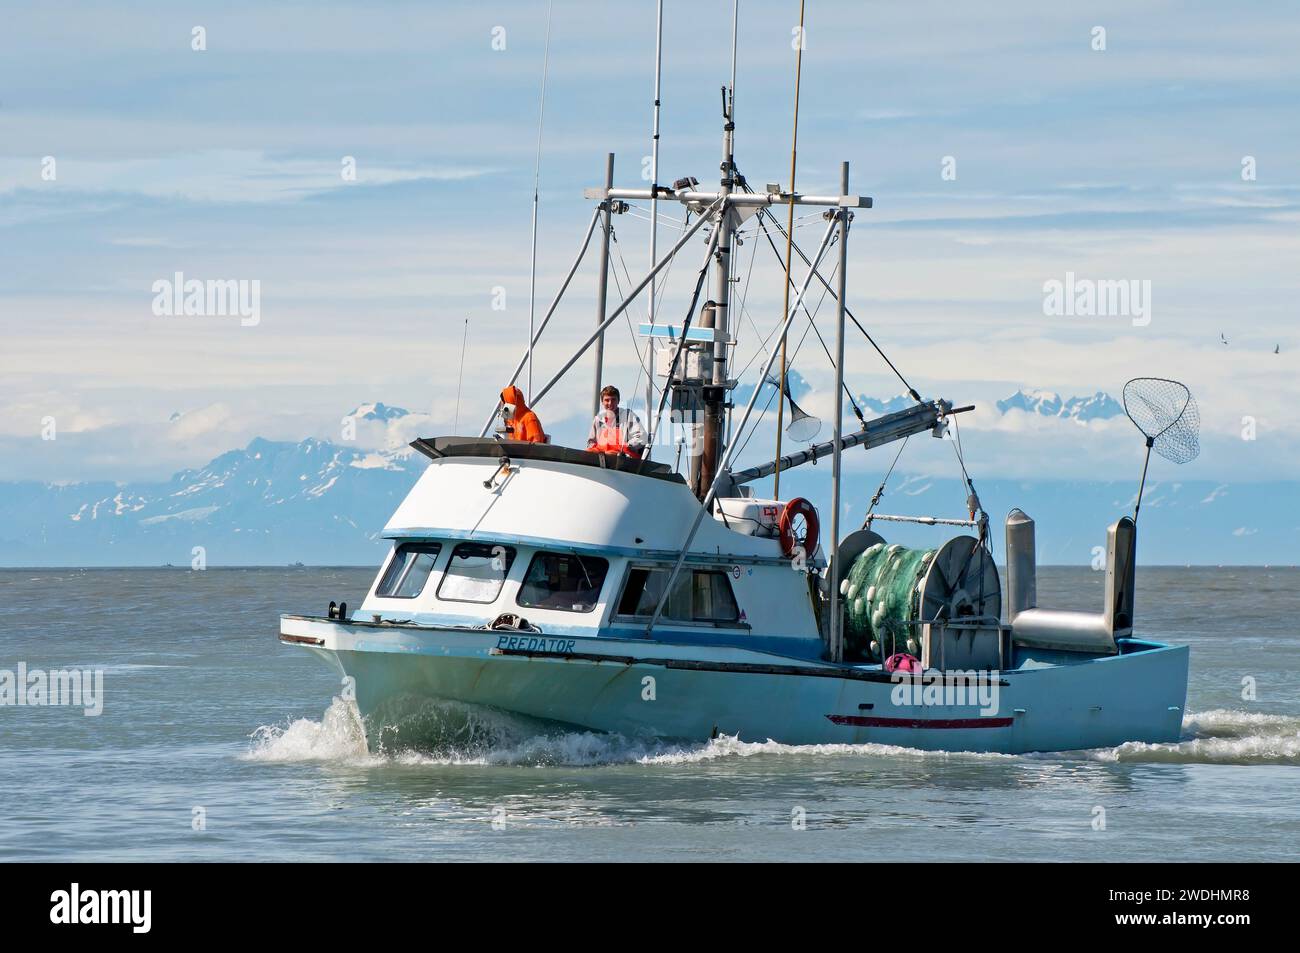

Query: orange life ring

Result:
[778,497,819,559]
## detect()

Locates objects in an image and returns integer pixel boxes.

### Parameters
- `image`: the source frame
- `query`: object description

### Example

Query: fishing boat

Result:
[278,12,1197,755]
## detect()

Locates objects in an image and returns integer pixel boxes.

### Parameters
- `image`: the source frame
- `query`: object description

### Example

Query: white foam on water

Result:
[636,734,1017,764]
[244,696,377,765]
[392,730,683,767]
[246,700,1299,769]
[244,695,682,767]
[1058,709,1300,765]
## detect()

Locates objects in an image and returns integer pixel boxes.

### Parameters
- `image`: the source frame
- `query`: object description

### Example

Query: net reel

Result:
[840,535,1000,661]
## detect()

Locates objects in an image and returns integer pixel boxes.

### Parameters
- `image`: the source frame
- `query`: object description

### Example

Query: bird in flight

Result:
[1220,332,1228,346]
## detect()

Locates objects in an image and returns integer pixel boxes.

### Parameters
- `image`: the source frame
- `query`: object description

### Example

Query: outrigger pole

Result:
[725,401,957,486]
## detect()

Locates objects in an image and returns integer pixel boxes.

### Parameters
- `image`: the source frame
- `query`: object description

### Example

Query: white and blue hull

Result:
[281,615,1188,755]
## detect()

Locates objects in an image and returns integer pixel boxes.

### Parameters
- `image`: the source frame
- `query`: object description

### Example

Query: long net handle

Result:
[1133,438,1154,524]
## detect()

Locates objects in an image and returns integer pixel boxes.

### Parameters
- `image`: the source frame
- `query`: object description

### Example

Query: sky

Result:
[2,1,1298,496]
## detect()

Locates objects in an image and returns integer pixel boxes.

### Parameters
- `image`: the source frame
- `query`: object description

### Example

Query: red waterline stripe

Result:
[827,714,1013,730]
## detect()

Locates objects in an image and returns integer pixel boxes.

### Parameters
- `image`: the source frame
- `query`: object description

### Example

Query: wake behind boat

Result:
[278,19,1196,756]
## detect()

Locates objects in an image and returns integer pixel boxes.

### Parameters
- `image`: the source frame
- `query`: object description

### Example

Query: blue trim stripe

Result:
[381,526,823,568]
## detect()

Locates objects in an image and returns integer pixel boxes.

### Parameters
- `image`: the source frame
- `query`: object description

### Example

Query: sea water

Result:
[1,567,1297,861]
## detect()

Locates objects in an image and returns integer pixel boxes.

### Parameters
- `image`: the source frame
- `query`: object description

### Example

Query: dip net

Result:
[1122,378,1200,464]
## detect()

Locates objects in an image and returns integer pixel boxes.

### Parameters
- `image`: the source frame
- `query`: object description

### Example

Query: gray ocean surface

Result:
[2,566,1297,862]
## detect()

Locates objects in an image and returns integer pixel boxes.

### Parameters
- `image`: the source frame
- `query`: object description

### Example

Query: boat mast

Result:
[692,1,740,498]
[828,161,851,663]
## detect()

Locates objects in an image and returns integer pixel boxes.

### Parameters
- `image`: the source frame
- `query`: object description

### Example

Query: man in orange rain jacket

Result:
[499,385,547,443]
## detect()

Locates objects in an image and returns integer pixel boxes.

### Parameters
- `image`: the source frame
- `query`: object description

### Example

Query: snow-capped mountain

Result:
[0,435,424,566]
[855,390,1122,421]
[347,402,410,422]
[0,396,1288,566]
[996,390,1123,421]
[731,368,812,407]
[856,394,916,415]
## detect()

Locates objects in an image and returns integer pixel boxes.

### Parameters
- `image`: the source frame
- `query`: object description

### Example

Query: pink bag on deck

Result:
[884,652,923,674]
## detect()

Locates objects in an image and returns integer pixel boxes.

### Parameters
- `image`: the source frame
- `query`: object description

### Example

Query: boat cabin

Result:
[356,438,826,659]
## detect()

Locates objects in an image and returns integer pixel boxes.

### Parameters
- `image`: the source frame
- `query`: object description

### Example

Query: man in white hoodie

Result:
[586,385,646,457]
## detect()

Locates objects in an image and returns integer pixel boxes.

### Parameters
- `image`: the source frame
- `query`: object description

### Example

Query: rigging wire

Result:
[752,207,866,424]
[607,226,659,412]
[649,236,718,446]
[606,207,692,425]
[756,205,922,403]
[730,257,837,462]
[725,213,764,441]
[862,435,908,527]
[949,411,983,521]
[734,252,837,385]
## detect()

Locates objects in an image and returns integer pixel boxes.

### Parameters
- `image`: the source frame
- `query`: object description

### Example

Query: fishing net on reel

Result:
[1122,377,1201,464]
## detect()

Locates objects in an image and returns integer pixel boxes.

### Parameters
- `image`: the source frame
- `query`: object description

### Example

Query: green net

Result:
[840,542,934,661]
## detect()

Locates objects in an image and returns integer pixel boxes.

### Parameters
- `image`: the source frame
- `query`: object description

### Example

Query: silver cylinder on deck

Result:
[1004,507,1125,656]
[1005,508,1036,622]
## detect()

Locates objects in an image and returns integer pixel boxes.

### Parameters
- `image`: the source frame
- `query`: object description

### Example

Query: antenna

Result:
[773,0,807,499]
[526,0,554,399]
[453,317,469,433]
[1122,377,1201,523]
[644,0,664,442]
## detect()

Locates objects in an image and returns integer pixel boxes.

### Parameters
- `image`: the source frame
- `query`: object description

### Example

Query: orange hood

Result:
[500,385,530,413]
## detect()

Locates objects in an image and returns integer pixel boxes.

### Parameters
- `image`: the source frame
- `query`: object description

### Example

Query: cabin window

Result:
[375,543,443,599]
[437,542,517,604]
[516,552,610,613]
[615,566,741,624]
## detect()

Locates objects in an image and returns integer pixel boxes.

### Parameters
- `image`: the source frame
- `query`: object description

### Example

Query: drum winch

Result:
[839,534,1000,662]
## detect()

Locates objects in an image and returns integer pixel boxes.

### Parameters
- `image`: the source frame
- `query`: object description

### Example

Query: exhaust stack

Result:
[1005,507,1036,622]
[1004,509,1135,655]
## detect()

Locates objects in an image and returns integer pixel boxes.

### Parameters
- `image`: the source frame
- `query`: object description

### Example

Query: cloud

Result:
[3,0,1298,488]
[0,152,495,204]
